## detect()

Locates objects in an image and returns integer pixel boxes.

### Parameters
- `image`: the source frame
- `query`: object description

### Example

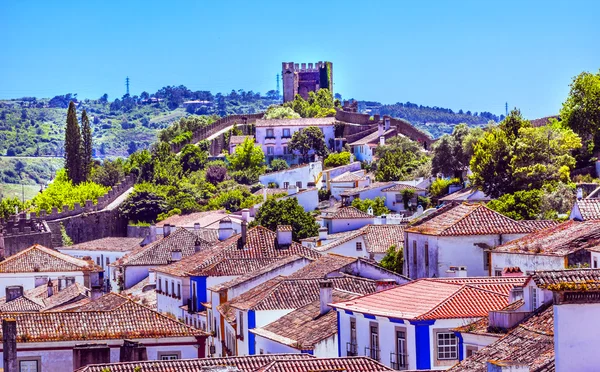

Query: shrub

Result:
[429,178,460,199]
[269,159,289,172]
[324,151,351,168]
[206,165,227,185]
[318,188,331,202]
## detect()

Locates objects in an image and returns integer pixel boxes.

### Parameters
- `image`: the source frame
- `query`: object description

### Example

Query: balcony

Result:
[390,352,408,370]
[346,342,358,356]
[365,347,380,361]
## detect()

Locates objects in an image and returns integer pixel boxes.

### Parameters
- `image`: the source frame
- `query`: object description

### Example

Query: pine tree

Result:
[64,101,83,184]
[81,109,93,181]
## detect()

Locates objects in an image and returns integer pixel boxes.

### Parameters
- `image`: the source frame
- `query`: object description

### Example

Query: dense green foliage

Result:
[429,178,460,199]
[284,89,338,118]
[81,110,93,180]
[29,169,109,213]
[268,159,289,172]
[0,197,25,219]
[324,151,351,168]
[159,115,218,144]
[263,106,300,120]
[374,136,429,181]
[351,197,390,216]
[252,198,319,241]
[226,137,265,184]
[179,144,208,173]
[470,110,581,198]
[380,245,404,274]
[64,101,84,184]
[91,158,125,187]
[487,189,544,220]
[431,124,483,178]
[288,126,328,162]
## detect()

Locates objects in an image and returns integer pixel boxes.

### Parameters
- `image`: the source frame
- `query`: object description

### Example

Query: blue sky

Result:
[1,0,599,118]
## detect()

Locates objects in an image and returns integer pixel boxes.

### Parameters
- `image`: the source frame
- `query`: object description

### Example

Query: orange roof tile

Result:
[0,244,100,273]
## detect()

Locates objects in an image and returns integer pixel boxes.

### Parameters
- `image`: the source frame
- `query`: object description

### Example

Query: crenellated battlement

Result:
[282,61,325,73]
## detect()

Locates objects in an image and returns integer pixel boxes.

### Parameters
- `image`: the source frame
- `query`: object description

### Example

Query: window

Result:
[96,257,101,266]
[158,351,181,360]
[19,359,39,372]
[347,318,357,356]
[369,324,379,360]
[171,281,175,296]
[283,182,289,189]
[436,332,458,360]
[530,287,538,310]
[266,129,274,138]
[356,242,363,251]
[424,242,429,268]
[595,257,598,269]
[283,146,289,155]
[158,279,162,292]
[395,193,403,203]
[239,312,244,340]
[267,146,274,155]
[177,283,181,298]
[495,269,502,277]
[413,241,417,265]
[296,181,302,188]
[466,346,477,358]
[106,257,110,265]
[393,329,407,369]
[483,250,490,270]
[283,128,290,138]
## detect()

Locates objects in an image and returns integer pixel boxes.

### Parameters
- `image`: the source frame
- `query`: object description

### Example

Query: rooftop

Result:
[156,210,241,228]
[253,357,394,372]
[348,128,396,146]
[315,224,405,254]
[532,268,600,291]
[340,182,394,197]
[448,304,554,372]
[121,277,157,309]
[405,203,533,236]
[0,244,101,273]
[60,237,143,252]
[330,278,514,320]
[381,183,427,192]
[230,135,253,145]
[453,299,525,337]
[255,117,336,127]
[0,293,205,343]
[493,220,600,256]
[572,198,600,220]
[330,171,367,183]
[288,254,358,279]
[322,206,374,220]
[438,187,491,202]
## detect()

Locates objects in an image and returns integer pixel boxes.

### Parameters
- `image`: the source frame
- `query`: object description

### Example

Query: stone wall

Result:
[46,207,128,247]
[2,219,53,255]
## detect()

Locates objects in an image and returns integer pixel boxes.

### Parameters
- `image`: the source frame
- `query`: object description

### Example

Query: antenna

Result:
[505,102,508,117]
[276,74,280,97]
[126,77,130,96]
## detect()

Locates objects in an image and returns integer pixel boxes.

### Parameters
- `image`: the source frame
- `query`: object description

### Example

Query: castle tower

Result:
[282,61,333,103]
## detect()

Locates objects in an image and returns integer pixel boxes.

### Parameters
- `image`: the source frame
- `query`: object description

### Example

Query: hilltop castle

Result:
[282,61,333,103]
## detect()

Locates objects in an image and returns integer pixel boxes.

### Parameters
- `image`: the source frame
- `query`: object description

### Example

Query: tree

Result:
[91,159,125,187]
[127,141,137,155]
[269,159,289,172]
[179,144,208,173]
[431,124,481,179]
[288,126,328,163]
[119,189,168,223]
[263,106,301,120]
[226,137,265,174]
[81,109,93,181]
[324,151,351,168]
[206,164,228,184]
[470,110,581,197]
[487,189,543,220]
[253,198,319,241]
[560,70,600,162]
[64,101,83,184]
[351,197,390,216]
[283,89,338,118]
[374,136,428,181]
[380,245,404,274]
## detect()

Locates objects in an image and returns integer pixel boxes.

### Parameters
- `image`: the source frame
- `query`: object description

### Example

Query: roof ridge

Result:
[418,283,506,320]
[438,204,484,234]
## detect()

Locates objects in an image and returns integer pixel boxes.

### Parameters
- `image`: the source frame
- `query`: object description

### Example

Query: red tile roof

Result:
[454,299,525,336]
[156,210,241,228]
[323,206,374,220]
[330,171,366,182]
[340,182,394,197]
[288,254,358,279]
[331,278,512,320]
[254,357,394,372]
[381,183,427,192]
[405,203,532,236]
[0,293,205,342]
[532,268,600,290]
[494,220,600,256]
[349,128,396,146]
[255,117,336,127]
[573,198,600,220]
[430,276,529,296]
[315,224,404,254]
[60,237,143,252]
[449,304,554,372]
[75,354,314,372]
[438,187,491,202]
[0,244,100,273]
[121,277,157,309]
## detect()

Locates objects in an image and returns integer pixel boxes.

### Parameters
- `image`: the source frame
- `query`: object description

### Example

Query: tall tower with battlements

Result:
[282,61,333,103]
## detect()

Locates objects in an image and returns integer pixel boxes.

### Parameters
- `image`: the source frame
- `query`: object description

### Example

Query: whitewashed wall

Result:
[0,271,85,295]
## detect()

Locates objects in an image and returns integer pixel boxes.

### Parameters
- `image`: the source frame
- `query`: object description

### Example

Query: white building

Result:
[0,293,207,372]
[320,207,375,234]
[156,210,244,235]
[332,276,527,370]
[254,117,336,163]
[438,187,491,205]
[349,119,395,163]
[381,184,428,214]
[569,198,600,221]
[321,161,362,192]
[58,237,142,291]
[0,244,103,295]
[329,170,369,200]
[404,203,539,279]
[258,161,323,190]
[229,135,253,154]
[339,182,395,206]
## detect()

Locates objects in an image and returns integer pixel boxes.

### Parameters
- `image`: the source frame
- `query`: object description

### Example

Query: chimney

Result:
[242,209,250,222]
[240,211,249,248]
[376,279,396,292]
[263,187,268,202]
[276,225,292,248]
[502,267,524,277]
[170,249,182,262]
[367,206,374,216]
[120,340,148,362]
[318,227,328,241]
[5,286,23,302]
[141,225,157,246]
[319,280,333,315]
[47,279,54,297]
[3,319,17,372]
[378,121,383,137]
[287,185,299,195]
[486,360,530,372]
[577,188,583,200]
[218,218,234,241]
[384,117,391,131]
[163,224,172,237]
[380,135,385,146]
[194,239,203,253]
[58,276,65,291]
[194,223,200,231]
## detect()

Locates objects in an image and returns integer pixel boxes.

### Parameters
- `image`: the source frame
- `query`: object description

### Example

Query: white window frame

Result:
[436,332,458,360]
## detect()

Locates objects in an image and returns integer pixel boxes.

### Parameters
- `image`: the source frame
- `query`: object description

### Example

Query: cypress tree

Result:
[64,101,83,183]
[81,109,93,181]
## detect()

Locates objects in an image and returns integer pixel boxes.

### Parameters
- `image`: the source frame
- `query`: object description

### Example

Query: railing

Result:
[365,347,380,361]
[390,352,408,370]
[346,342,358,356]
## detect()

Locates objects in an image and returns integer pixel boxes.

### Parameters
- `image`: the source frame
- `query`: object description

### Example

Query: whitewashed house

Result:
[58,237,142,291]
[381,184,427,214]
[332,276,527,370]
[254,117,336,163]
[340,182,395,206]
[438,187,491,205]
[259,161,323,189]
[329,170,369,200]
[349,119,395,163]
[569,198,600,221]
[0,293,207,372]
[321,161,362,192]
[321,207,375,234]
[229,135,253,154]
[156,210,244,235]
[254,186,320,213]
[404,203,542,279]
[491,220,596,275]
[0,244,102,295]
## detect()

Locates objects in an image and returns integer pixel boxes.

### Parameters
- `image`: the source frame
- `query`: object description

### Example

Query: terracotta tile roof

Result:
[60,237,143,252]
[315,224,404,254]
[255,117,336,127]
[405,203,532,236]
[0,293,205,342]
[323,206,374,219]
[121,277,157,309]
[518,220,561,231]
[0,244,100,273]
[330,171,366,182]
[331,278,511,320]
[449,304,554,372]
[0,296,44,312]
[156,210,241,228]
[288,254,358,279]
[254,357,394,372]
[429,276,529,296]
[154,226,320,277]
[340,182,395,197]
[230,135,252,145]
[573,198,600,220]
[253,188,288,196]
[76,354,314,372]
[349,128,396,146]
[438,187,491,202]
[493,220,600,256]
[532,268,600,290]
[208,255,312,292]
[225,275,377,317]
[251,290,357,350]
[114,227,218,267]
[381,183,427,192]
[454,299,525,336]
